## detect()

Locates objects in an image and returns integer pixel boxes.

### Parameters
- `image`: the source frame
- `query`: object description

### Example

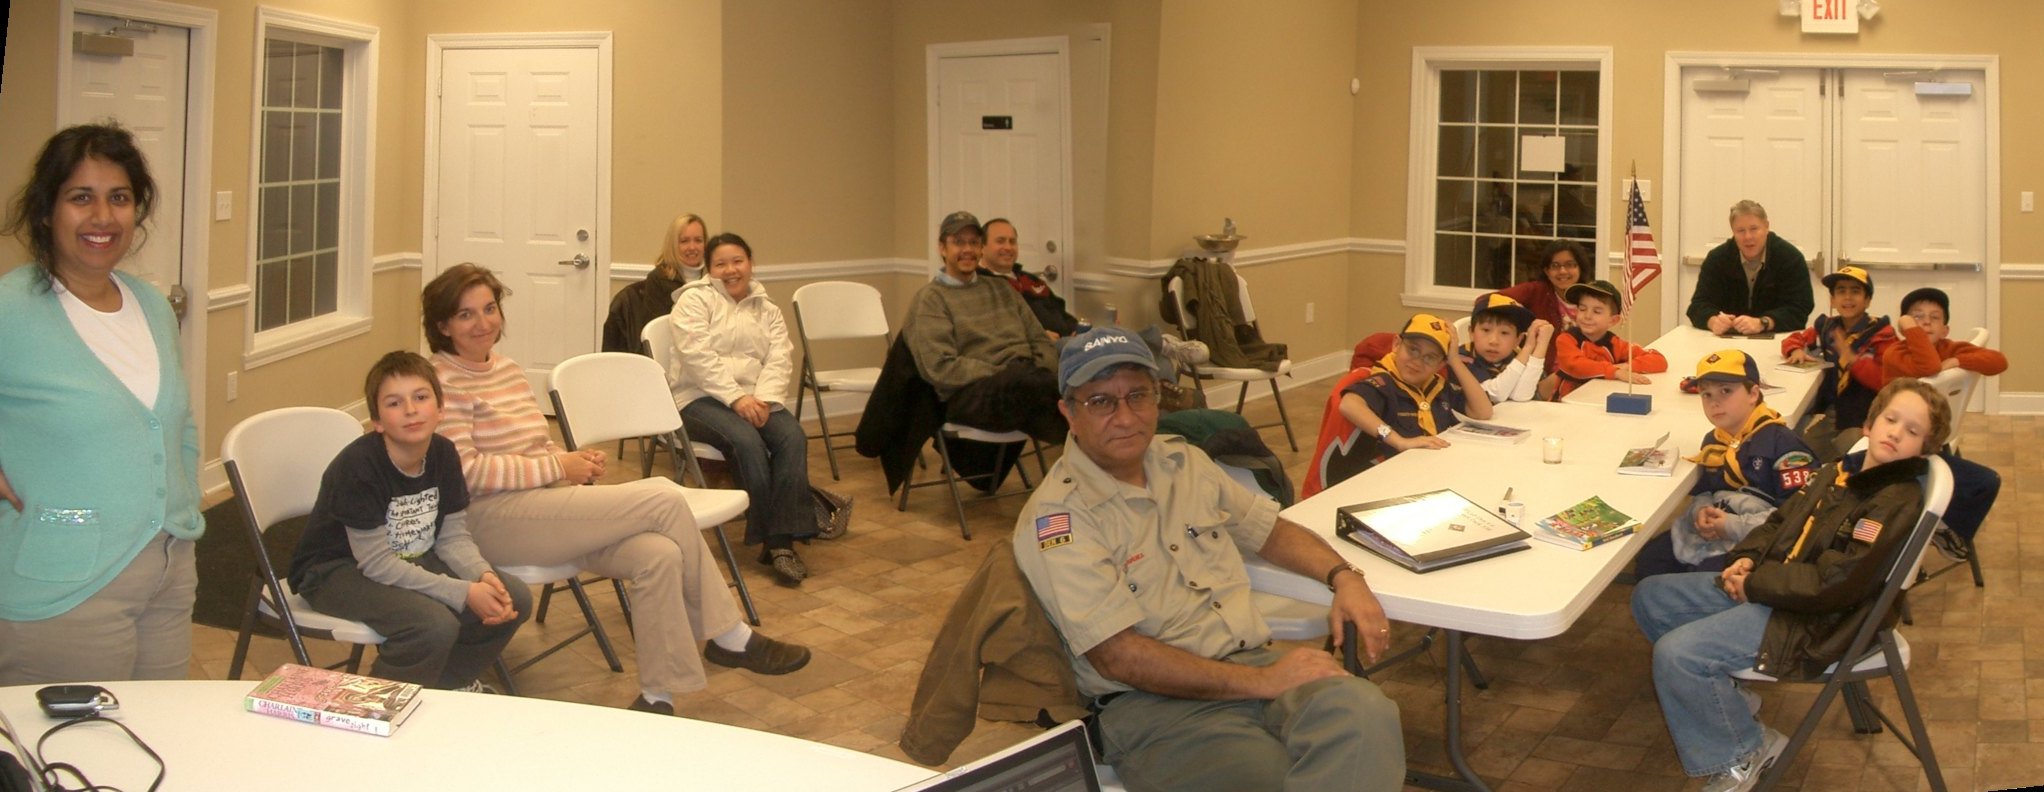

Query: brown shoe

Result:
[627,695,677,716]
[704,633,811,675]
[766,548,806,586]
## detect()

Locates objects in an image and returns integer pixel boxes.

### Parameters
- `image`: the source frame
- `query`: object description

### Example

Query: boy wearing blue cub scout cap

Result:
[1323,314,1494,487]
[1781,265,1897,458]
[1633,350,1817,580]
[1462,292,1556,403]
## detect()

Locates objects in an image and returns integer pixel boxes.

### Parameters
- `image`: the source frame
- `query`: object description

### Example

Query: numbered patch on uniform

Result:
[1036,513,1073,550]
[1851,518,1883,543]
[1778,466,1813,490]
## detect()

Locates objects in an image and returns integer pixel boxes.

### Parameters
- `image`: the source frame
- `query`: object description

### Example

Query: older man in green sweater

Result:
[901,211,1067,444]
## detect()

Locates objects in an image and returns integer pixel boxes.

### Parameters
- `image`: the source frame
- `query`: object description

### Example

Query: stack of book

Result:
[244,663,425,736]
[1532,495,1640,550]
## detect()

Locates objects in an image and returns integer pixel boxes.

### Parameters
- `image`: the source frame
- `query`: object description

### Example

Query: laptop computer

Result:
[893,720,1103,792]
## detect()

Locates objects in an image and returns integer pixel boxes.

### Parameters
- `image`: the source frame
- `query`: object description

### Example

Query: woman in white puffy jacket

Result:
[669,233,816,585]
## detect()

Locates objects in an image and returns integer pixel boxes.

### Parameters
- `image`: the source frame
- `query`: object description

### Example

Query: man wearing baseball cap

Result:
[897,210,1065,443]
[1010,327,1405,791]
[1781,264,1897,457]
[1634,350,1816,579]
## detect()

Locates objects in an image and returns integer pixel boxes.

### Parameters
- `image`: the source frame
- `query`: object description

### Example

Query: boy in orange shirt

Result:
[1781,265,1897,458]
[1880,287,2006,379]
[1552,279,1667,399]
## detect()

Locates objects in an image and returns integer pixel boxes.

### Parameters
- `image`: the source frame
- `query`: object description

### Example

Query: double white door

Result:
[1673,66,1988,365]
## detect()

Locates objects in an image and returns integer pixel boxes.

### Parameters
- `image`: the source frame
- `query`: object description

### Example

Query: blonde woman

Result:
[602,212,709,352]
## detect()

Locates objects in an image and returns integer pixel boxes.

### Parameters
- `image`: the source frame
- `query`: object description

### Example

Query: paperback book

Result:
[1773,358,1830,374]
[1334,489,1529,573]
[1441,419,1532,445]
[1617,432,1675,477]
[1533,495,1640,550]
[245,663,424,737]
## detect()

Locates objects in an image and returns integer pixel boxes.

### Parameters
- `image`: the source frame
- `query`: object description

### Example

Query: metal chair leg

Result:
[709,521,760,626]
[612,578,635,637]
[1234,382,1250,413]
[535,582,557,625]
[813,386,842,481]
[1886,640,1947,791]
[493,658,521,696]
[1268,377,1299,451]
[229,578,263,680]
[935,431,973,539]
[565,578,625,672]
[343,644,367,673]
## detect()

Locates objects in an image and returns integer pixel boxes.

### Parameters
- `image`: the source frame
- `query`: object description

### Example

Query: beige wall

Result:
[1350,0,2044,388]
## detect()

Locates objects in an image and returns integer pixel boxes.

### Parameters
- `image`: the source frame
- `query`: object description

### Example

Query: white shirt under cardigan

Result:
[54,276,160,408]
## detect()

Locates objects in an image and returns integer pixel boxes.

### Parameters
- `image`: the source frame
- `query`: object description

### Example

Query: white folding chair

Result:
[639,317,732,476]
[791,281,889,480]
[1451,315,1471,348]
[897,422,1048,540]
[550,351,760,625]
[1930,326,1990,455]
[222,407,384,680]
[1732,449,1954,791]
[1165,269,1299,451]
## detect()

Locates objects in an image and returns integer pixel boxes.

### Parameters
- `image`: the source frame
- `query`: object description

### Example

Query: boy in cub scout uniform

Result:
[1633,350,1817,579]
[1329,314,1494,479]
[1012,327,1405,792]
[1781,265,1897,458]
[1461,293,1557,403]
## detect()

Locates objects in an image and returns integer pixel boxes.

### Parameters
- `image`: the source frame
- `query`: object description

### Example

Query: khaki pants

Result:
[0,532,197,686]
[467,478,743,696]
[1096,646,1405,792]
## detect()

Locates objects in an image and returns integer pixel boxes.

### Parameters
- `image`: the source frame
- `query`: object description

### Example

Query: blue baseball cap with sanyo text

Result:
[1058,327,1158,396]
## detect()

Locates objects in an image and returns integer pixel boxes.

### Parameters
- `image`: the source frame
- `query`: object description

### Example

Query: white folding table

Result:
[1256,326,1822,790]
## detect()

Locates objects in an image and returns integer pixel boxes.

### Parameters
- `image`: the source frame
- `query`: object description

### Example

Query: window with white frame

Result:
[1405,49,1610,306]
[247,8,375,366]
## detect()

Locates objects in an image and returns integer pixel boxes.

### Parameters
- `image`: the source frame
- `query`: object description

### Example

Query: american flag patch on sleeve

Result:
[1036,513,1073,550]
[1851,518,1883,543]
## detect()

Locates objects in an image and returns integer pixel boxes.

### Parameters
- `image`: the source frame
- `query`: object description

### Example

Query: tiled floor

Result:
[192,377,2040,791]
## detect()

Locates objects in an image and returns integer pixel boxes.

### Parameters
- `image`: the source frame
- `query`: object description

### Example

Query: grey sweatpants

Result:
[298,555,532,689]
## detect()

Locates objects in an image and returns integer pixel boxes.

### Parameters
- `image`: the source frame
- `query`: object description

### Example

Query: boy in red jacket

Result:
[1781,265,1896,458]
[1552,279,1667,399]
[1880,287,2006,379]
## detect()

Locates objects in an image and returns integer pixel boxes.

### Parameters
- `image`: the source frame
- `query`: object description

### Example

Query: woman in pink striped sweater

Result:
[423,264,810,716]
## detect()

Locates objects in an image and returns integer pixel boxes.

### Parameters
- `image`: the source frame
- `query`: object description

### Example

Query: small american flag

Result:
[1036,513,1073,549]
[1625,180,1663,300]
[1851,518,1883,543]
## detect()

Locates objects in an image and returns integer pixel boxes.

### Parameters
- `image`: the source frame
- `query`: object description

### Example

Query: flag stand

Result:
[1607,163,1657,416]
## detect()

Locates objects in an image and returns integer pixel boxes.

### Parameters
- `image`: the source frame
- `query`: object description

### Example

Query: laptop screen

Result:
[893,720,1102,792]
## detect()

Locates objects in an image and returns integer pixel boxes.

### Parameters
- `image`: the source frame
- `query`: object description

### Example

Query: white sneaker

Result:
[1701,727,1789,792]
[452,679,500,694]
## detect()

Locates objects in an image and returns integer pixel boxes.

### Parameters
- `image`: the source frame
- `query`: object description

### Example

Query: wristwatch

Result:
[1324,562,1365,591]
[1375,424,1393,441]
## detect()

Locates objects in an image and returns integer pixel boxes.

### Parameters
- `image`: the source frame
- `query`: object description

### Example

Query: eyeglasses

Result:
[1069,389,1158,418]
[1400,342,1445,367]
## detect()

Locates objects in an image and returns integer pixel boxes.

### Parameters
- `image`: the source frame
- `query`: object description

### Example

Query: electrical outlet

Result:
[226,371,239,401]
[1304,302,1316,324]
[214,191,232,221]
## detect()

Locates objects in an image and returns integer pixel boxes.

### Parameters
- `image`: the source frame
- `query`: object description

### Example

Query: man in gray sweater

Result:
[901,211,1067,444]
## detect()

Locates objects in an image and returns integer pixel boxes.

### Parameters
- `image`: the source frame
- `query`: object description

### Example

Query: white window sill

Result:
[1401,289,1487,313]
[244,313,373,370]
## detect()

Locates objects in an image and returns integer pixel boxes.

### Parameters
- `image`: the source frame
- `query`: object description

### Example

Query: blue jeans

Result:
[1631,572,1773,777]
[681,398,813,545]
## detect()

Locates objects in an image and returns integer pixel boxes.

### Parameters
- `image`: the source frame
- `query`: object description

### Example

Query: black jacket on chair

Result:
[855,336,1017,494]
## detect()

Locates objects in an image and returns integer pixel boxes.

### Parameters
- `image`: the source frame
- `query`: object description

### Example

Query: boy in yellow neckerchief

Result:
[1632,378,1950,791]
[1634,350,1816,580]
[1329,314,1494,479]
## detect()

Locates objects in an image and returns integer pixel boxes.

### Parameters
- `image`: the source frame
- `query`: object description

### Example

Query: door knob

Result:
[557,254,591,269]
[1045,240,1058,253]
[1042,264,1060,282]
[168,283,188,324]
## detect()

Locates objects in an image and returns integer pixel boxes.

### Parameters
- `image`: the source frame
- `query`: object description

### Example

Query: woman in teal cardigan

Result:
[0,124,203,685]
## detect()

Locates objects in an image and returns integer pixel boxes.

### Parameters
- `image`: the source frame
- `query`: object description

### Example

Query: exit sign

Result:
[1802,0,1860,34]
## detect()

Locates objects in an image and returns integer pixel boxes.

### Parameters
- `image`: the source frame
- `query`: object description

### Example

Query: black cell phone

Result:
[36,685,115,719]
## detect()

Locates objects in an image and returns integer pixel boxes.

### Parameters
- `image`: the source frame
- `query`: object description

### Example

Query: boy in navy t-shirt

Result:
[1462,292,1555,403]
[1633,350,1816,579]
[1330,314,1494,478]
[288,351,530,689]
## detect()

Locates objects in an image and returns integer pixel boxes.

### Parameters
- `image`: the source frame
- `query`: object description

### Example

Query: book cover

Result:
[1333,489,1530,573]
[1773,358,1830,374]
[245,663,424,737]
[1618,432,1675,477]
[1441,419,1531,445]
[1533,495,1640,551]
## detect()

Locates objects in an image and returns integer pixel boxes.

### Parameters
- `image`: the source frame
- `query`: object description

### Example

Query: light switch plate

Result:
[214,191,232,221]
[2023,191,2036,213]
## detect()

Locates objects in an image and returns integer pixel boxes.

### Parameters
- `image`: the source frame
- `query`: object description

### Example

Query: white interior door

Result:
[434,47,599,408]
[934,50,1071,299]
[1675,68,1826,317]
[67,12,190,304]
[1837,68,1989,408]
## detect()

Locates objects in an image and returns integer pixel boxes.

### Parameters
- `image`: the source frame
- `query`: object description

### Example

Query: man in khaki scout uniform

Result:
[1013,327,1406,791]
